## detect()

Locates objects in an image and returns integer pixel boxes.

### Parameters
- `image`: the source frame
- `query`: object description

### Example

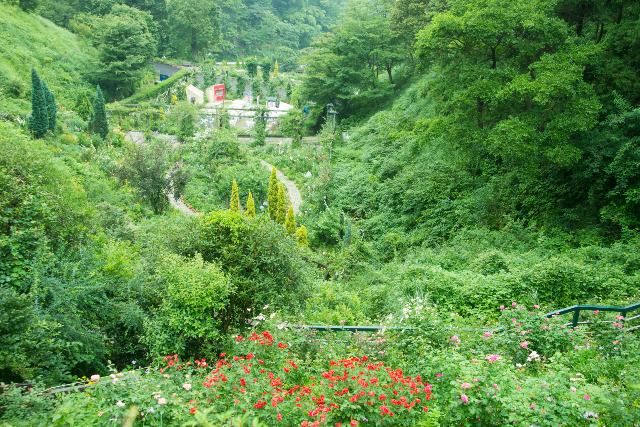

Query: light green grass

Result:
[0,4,96,117]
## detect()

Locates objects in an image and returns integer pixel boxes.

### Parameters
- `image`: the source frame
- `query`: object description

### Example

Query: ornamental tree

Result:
[285,205,296,235]
[229,179,241,212]
[296,225,309,246]
[245,191,256,218]
[267,167,279,219]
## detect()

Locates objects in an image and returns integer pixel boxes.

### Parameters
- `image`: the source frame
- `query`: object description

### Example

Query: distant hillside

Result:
[0,4,96,118]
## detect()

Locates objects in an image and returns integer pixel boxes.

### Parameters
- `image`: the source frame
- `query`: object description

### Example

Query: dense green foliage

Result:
[1,0,640,425]
[0,4,96,117]
[35,0,344,68]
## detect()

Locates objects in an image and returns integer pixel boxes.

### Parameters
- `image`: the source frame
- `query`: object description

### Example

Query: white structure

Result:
[186,85,204,105]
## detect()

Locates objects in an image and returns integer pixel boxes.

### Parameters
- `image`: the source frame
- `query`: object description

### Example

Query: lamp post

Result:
[326,103,338,134]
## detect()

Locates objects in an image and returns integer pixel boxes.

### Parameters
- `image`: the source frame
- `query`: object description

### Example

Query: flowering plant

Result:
[42,330,435,426]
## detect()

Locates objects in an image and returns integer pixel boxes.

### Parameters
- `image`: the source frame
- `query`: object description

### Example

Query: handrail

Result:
[290,324,410,333]
[545,302,640,327]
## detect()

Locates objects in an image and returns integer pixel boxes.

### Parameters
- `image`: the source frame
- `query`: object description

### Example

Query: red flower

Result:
[189,407,197,414]
[277,413,283,421]
[278,342,288,349]
[253,400,267,409]
[240,378,247,387]
[380,405,394,416]
[350,421,358,426]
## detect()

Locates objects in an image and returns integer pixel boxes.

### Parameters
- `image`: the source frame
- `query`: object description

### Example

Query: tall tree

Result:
[253,106,267,146]
[118,138,175,214]
[167,0,221,58]
[261,61,271,83]
[93,4,157,98]
[229,179,241,212]
[245,191,256,218]
[89,86,109,139]
[268,167,279,220]
[300,0,403,119]
[284,205,296,234]
[28,69,49,139]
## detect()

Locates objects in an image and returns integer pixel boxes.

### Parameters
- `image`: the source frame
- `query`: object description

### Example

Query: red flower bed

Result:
[160,331,432,426]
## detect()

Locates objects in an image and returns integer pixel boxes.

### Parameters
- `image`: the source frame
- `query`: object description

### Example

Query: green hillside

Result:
[0,4,96,117]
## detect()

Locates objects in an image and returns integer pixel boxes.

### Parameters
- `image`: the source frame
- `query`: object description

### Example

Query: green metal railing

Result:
[545,302,640,328]
[293,302,640,332]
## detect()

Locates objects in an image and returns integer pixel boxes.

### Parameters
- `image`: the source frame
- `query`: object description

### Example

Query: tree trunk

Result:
[386,64,393,84]
[491,47,497,69]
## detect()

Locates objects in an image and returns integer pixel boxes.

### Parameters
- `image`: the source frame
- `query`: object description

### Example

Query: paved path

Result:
[260,160,302,214]
[168,189,199,217]
[238,136,319,146]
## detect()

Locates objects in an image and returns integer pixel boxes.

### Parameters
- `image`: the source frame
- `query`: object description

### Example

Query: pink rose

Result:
[460,394,469,404]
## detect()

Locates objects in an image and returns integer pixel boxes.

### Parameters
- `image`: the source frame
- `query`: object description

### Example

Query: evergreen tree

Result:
[19,0,38,12]
[267,167,279,219]
[89,86,109,139]
[42,82,56,132]
[276,183,287,224]
[261,61,272,83]
[296,225,309,247]
[229,179,241,212]
[245,191,256,218]
[253,106,267,146]
[273,59,280,78]
[28,69,49,139]
[284,205,296,235]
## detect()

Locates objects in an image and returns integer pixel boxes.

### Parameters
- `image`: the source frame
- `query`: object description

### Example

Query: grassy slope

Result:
[0,4,96,117]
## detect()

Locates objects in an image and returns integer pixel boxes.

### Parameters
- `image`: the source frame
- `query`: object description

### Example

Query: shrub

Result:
[192,211,311,329]
[144,253,232,358]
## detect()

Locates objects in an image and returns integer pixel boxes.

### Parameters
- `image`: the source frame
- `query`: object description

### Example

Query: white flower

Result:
[90,374,101,382]
[183,383,192,391]
[116,401,125,408]
[527,351,540,362]
[147,407,155,414]
[157,397,167,405]
[131,360,137,365]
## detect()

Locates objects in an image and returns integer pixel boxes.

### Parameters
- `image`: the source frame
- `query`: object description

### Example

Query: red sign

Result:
[213,84,225,103]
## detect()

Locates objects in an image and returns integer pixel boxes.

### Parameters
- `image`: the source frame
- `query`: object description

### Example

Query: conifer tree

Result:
[276,183,287,224]
[284,205,296,235]
[42,82,56,131]
[89,85,109,139]
[19,0,38,12]
[229,179,241,212]
[296,225,309,247]
[268,167,279,219]
[245,191,256,218]
[28,69,49,138]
